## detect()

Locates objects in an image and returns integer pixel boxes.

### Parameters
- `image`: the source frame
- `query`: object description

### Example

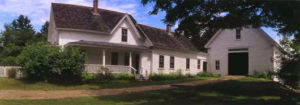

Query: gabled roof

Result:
[204,28,285,53]
[52,3,125,33]
[51,3,199,52]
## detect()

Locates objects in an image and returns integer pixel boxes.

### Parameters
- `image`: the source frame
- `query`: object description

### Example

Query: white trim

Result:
[56,28,110,35]
[204,29,223,48]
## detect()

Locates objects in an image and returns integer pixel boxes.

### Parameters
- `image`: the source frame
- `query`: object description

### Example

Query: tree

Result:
[0,15,36,65]
[36,21,49,41]
[142,0,300,51]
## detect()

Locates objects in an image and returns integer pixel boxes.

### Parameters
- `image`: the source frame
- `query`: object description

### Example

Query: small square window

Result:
[216,60,220,70]
[236,28,241,40]
[159,55,164,68]
[170,56,174,69]
[122,29,128,42]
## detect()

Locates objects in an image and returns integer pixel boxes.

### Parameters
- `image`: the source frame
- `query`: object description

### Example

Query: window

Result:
[197,59,201,70]
[121,28,128,42]
[236,28,241,40]
[124,53,129,66]
[203,61,207,72]
[111,52,118,65]
[186,58,190,69]
[215,60,220,70]
[170,56,174,69]
[159,55,164,68]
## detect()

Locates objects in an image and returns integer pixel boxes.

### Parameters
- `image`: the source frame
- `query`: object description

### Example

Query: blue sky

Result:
[0,0,281,42]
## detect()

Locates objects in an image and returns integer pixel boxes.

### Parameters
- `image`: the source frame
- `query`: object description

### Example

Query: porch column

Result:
[103,49,106,67]
[129,52,132,67]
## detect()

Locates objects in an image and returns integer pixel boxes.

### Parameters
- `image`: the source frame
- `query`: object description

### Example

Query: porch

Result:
[67,41,150,79]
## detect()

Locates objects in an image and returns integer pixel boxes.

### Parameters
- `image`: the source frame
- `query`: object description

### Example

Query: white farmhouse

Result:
[48,1,207,80]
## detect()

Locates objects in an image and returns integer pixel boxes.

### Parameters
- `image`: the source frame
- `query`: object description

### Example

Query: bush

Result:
[18,42,86,83]
[81,73,95,83]
[278,54,300,87]
[197,72,220,77]
[94,73,115,83]
[18,42,60,82]
[113,74,135,80]
[52,47,86,82]
[250,71,274,79]
[149,73,194,81]
[7,68,17,78]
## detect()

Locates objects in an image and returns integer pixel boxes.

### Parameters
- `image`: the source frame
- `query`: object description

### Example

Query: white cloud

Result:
[0,0,139,27]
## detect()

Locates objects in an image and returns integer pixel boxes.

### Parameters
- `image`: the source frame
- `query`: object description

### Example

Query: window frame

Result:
[170,56,175,69]
[159,55,164,68]
[215,60,220,70]
[236,28,241,40]
[186,58,190,69]
[197,59,201,70]
[121,28,128,42]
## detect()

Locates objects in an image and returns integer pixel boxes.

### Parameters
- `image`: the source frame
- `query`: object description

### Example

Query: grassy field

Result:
[0,77,299,105]
[0,77,214,90]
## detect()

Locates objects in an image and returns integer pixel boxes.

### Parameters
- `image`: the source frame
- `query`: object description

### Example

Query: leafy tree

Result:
[0,15,36,65]
[142,0,300,51]
[18,42,86,83]
[36,21,49,41]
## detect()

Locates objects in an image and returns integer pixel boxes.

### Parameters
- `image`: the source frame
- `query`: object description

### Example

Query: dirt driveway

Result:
[0,76,244,100]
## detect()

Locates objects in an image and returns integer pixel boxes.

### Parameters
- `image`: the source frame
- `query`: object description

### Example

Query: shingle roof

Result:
[52,3,198,52]
[52,3,125,32]
[137,24,198,52]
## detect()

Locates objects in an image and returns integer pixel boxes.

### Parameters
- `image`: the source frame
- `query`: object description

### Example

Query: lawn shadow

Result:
[97,80,300,105]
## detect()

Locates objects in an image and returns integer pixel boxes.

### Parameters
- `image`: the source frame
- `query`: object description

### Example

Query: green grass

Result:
[1,77,299,105]
[0,77,212,90]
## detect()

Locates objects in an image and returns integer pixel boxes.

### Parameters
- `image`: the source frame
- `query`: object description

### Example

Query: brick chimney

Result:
[92,0,100,16]
[166,24,172,34]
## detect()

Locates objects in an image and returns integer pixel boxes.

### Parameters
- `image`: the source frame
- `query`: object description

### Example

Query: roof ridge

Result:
[51,2,126,15]
[138,23,170,33]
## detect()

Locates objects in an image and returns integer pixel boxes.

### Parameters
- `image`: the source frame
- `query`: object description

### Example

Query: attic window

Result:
[122,28,128,42]
[236,28,241,40]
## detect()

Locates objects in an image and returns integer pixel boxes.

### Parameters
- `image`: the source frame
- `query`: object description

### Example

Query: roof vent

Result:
[92,0,100,16]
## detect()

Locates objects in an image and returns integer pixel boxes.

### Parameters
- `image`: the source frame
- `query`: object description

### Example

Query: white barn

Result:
[205,28,284,76]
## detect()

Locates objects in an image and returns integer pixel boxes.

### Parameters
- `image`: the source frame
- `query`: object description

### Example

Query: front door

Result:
[228,52,248,75]
[111,52,118,65]
[203,61,207,72]
[134,54,140,74]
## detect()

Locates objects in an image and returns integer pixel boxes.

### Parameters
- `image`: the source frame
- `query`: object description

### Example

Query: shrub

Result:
[52,47,86,82]
[197,72,221,77]
[149,73,195,81]
[250,71,275,79]
[278,54,300,87]
[18,42,60,82]
[18,42,86,83]
[113,74,135,80]
[94,73,115,83]
[7,68,17,78]
[82,73,95,83]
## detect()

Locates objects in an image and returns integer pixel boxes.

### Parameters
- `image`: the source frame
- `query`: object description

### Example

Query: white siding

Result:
[207,28,276,76]
[151,49,207,75]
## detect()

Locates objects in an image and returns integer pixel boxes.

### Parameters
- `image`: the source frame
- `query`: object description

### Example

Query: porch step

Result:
[135,74,148,81]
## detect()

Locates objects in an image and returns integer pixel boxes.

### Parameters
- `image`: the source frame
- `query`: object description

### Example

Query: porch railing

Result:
[84,64,137,75]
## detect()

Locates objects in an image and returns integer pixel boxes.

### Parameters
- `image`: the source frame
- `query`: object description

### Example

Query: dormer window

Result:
[122,28,128,42]
[236,28,241,40]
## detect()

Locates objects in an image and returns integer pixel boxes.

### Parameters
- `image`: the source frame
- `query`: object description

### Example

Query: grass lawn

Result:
[1,77,299,105]
[0,77,214,90]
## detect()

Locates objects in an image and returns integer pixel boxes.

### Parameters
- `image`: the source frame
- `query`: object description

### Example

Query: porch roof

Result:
[67,40,150,50]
